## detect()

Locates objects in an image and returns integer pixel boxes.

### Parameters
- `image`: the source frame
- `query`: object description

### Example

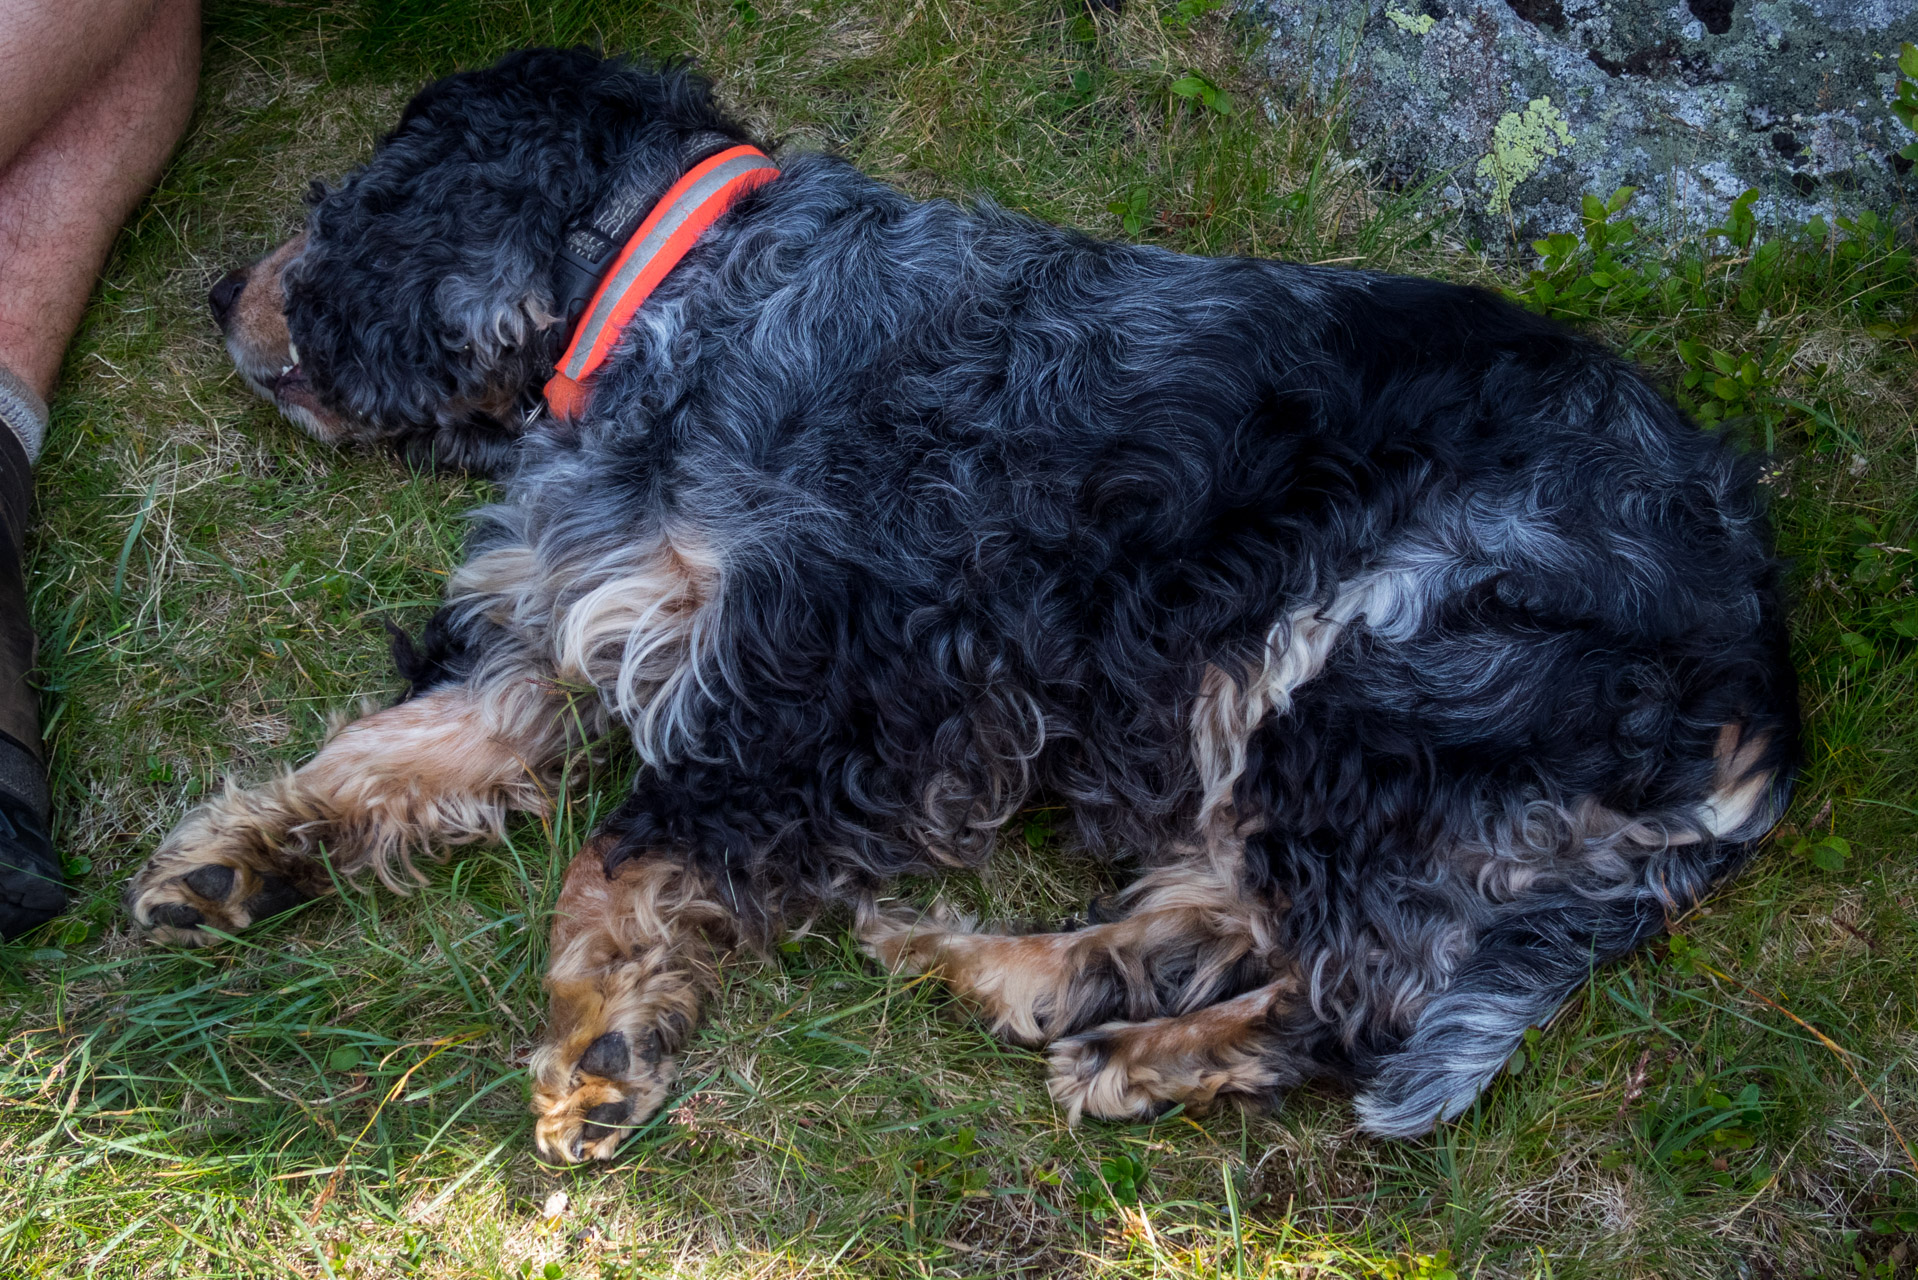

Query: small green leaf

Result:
[1807,834,1850,871]
[1900,41,1918,80]
[1607,185,1636,214]
[327,1045,364,1072]
[1170,73,1231,114]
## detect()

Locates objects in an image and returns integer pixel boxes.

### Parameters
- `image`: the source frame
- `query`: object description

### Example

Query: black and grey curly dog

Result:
[127,47,1799,1162]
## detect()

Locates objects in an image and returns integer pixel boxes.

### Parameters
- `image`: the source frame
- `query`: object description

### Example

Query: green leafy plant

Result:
[1891,43,1918,163]
[1170,71,1232,115]
[1671,338,1814,451]
[1707,187,1759,254]
[1639,1076,1770,1191]
[1162,0,1227,28]
[1075,1150,1148,1217]
[1519,186,1650,320]
[1789,832,1852,872]
[1109,184,1154,236]
[913,1125,991,1198]
[1502,1024,1545,1075]
[1824,519,1918,678]
[1023,810,1055,849]
[1374,1252,1460,1280]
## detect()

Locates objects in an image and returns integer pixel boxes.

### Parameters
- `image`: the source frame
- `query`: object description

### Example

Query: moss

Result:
[1386,7,1437,35]
[1476,96,1574,216]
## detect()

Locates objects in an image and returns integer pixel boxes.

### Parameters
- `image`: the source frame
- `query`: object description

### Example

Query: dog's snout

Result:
[208,269,247,328]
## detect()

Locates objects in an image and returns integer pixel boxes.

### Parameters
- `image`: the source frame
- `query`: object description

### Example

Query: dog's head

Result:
[210,48,748,474]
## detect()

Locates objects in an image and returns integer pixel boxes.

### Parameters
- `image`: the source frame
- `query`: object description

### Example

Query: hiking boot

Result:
[0,366,61,940]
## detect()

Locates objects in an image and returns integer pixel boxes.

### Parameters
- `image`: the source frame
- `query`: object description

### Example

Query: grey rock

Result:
[1248,0,1918,236]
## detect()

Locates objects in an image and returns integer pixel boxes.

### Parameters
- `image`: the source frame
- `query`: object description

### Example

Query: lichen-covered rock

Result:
[1249,0,1918,235]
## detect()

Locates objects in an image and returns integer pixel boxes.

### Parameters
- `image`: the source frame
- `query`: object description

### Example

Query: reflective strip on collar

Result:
[545,145,779,419]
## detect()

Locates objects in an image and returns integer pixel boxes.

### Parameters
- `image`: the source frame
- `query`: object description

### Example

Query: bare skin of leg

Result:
[859,853,1280,1046]
[125,675,579,944]
[1045,979,1308,1123]
[0,0,201,398]
[531,837,737,1164]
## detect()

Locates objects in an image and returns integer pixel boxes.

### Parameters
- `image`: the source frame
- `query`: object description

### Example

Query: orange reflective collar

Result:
[544,145,780,420]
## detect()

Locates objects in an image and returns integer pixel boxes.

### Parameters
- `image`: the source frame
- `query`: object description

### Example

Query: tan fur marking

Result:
[531,838,737,1164]
[1191,574,1410,827]
[1046,980,1296,1124]
[221,233,359,445]
[128,673,576,943]
[1698,726,1775,839]
[226,234,302,376]
[860,837,1277,1046]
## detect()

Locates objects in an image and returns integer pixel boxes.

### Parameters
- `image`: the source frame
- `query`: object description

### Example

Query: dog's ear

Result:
[281,49,743,455]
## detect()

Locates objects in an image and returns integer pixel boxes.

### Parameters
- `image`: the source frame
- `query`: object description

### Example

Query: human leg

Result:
[0,0,199,936]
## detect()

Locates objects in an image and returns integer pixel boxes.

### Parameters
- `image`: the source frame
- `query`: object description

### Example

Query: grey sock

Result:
[0,365,45,464]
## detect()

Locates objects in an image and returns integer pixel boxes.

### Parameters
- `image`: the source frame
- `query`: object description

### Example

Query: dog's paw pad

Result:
[532,1030,673,1164]
[578,1031,630,1077]
[182,864,234,899]
[127,859,309,946]
[577,1099,633,1147]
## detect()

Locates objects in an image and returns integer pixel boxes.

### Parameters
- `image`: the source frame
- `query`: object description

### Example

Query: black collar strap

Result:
[549,133,742,339]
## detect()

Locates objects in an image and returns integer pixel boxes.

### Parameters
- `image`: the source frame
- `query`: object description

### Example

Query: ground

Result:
[0,1,1915,1277]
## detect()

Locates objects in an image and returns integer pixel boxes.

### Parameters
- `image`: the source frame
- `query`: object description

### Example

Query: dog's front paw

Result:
[125,800,313,945]
[531,1029,675,1164]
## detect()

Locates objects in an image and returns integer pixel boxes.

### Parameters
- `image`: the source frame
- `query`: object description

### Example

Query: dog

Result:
[128,48,1799,1164]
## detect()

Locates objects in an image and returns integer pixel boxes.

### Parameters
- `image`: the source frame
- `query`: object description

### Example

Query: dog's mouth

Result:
[269,353,314,405]
[233,339,351,444]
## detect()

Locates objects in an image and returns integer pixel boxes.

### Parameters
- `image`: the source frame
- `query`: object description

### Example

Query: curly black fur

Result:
[296,48,1799,1136]
[284,49,749,472]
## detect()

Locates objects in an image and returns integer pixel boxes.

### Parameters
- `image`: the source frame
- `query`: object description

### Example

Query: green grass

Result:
[1,0,1915,1276]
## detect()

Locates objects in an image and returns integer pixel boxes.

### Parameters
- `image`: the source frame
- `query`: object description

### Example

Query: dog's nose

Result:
[208,269,247,328]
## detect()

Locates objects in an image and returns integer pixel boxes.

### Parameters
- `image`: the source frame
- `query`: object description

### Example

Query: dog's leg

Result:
[531,836,735,1164]
[858,855,1275,1046]
[127,672,578,944]
[1045,978,1311,1122]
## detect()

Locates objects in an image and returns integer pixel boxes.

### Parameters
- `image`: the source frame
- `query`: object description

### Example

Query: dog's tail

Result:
[1355,731,1795,1138]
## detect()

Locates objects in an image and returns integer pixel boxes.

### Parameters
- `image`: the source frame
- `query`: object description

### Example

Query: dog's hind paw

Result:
[531,1029,676,1164]
[853,898,973,974]
[1046,1026,1178,1125]
[1047,983,1296,1124]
